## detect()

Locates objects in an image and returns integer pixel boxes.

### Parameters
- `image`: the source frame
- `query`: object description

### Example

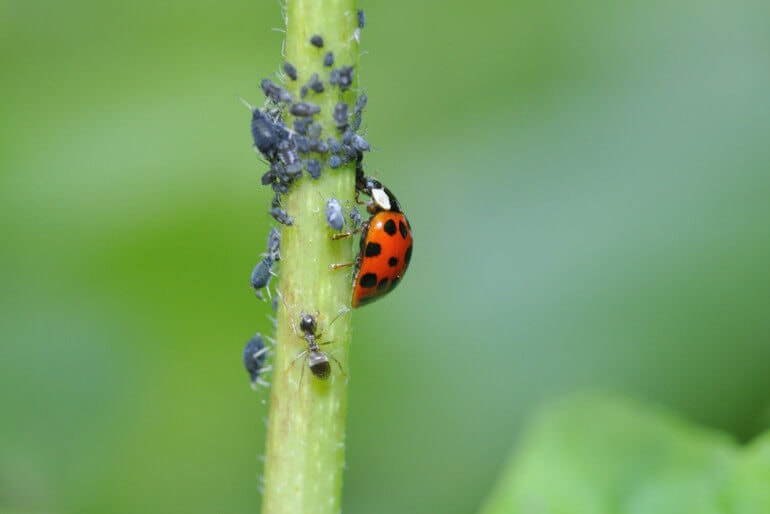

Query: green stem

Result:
[261,2,359,514]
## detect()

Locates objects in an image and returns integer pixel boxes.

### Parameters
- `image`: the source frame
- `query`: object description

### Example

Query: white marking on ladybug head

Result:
[371,188,391,211]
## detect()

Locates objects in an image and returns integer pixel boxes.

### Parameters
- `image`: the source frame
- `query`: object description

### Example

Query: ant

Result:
[279,291,349,382]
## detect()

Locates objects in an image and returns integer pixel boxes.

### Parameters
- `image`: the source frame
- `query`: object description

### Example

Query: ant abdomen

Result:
[308,351,332,380]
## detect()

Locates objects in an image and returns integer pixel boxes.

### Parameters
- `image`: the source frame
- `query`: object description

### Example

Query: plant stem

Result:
[261,1,359,513]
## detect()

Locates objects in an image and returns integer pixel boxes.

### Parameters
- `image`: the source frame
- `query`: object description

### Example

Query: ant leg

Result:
[326,352,347,377]
[316,307,350,346]
[298,360,307,388]
[325,307,350,331]
[286,349,307,373]
[277,289,299,337]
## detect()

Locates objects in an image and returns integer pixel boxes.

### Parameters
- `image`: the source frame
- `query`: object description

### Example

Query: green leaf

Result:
[480,393,770,514]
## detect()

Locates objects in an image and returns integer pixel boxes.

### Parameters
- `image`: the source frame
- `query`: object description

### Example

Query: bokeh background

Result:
[2,0,769,513]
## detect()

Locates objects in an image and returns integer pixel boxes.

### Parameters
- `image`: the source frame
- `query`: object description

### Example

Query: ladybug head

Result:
[362,177,402,214]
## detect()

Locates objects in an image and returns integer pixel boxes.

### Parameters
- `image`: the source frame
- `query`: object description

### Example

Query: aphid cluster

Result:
[241,11,411,385]
[246,29,372,228]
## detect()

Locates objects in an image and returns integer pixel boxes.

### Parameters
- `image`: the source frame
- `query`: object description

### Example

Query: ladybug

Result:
[332,177,413,308]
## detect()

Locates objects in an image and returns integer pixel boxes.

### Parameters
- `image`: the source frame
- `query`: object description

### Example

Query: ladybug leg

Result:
[330,227,363,241]
[330,244,362,271]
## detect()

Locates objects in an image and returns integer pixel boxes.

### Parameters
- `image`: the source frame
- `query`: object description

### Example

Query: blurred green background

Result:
[2,0,769,513]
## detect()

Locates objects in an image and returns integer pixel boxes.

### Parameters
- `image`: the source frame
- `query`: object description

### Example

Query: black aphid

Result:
[283,62,297,81]
[289,102,321,117]
[243,334,270,387]
[270,207,294,226]
[305,159,322,179]
[260,79,292,103]
[336,66,354,91]
[250,256,274,293]
[307,73,324,93]
[333,102,349,130]
[266,227,281,261]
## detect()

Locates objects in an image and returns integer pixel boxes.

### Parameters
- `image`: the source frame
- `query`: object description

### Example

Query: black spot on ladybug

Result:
[388,256,398,267]
[399,221,408,239]
[384,219,397,236]
[365,242,381,257]
[360,273,377,289]
[377,277,389,291]
[404,245,413,265]
[390,276,401,290]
